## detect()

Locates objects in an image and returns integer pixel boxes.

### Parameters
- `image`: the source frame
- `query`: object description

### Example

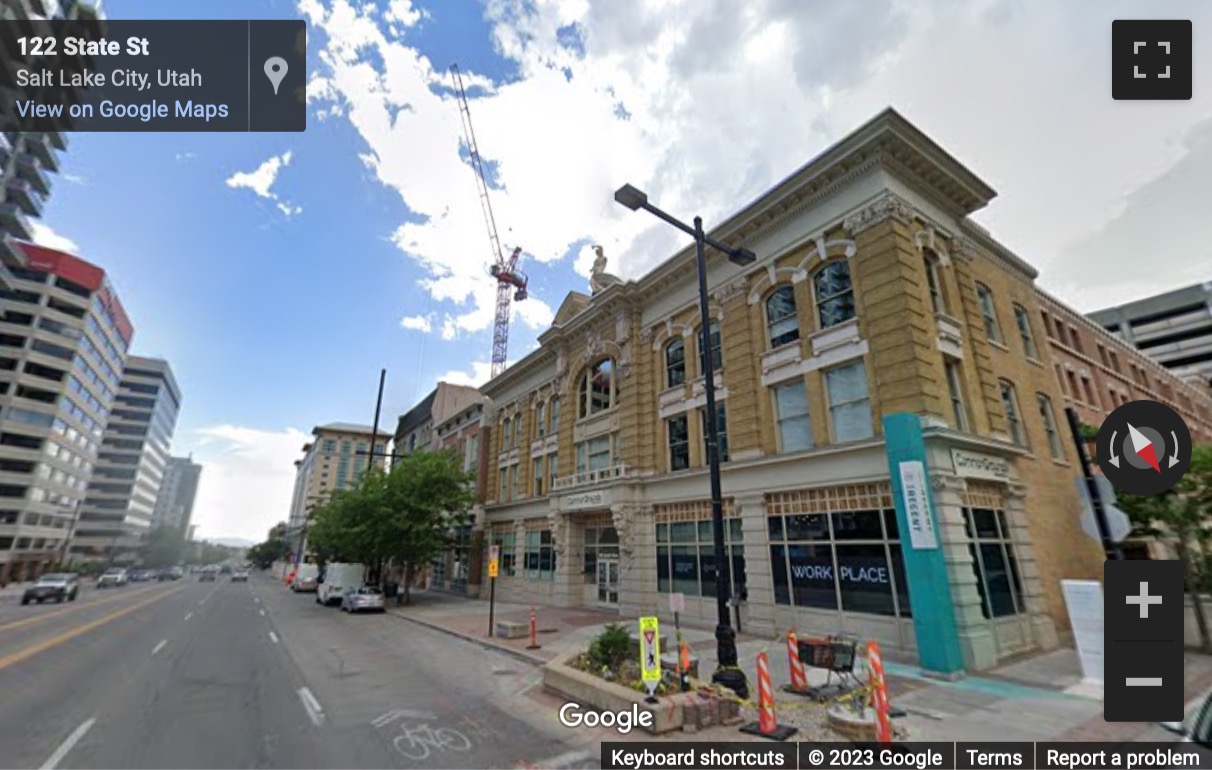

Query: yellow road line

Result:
[0,586,186,672]
[0,584,165,634]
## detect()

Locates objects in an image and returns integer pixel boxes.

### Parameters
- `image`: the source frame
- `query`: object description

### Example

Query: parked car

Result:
[290,563,319,593]
[22,573,79,604]
[97,568,128,588]
[340,586,385,613]
[231,568,249,582]
[316,563,366,606]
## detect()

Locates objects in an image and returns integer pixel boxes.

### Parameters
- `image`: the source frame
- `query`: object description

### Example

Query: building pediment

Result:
[553,291,591,327]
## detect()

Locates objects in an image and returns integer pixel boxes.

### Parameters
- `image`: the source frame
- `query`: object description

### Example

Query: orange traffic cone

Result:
[783,631,810,695]
[740,652,797,740]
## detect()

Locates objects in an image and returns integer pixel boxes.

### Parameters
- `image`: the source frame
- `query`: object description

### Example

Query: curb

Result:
[384,608,550,668]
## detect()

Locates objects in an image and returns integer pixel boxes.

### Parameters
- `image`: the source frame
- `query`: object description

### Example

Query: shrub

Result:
[587,623,631,670]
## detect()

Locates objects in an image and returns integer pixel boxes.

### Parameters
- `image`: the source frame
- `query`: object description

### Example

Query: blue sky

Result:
[35,0,1211,541]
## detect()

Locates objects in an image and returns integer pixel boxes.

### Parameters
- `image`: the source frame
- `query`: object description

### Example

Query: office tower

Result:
[0,243,131,581]
[151,455,202,532]
[71,356,181,564]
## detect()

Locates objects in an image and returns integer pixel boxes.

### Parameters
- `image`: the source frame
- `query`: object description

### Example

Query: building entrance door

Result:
[596,557,619,605]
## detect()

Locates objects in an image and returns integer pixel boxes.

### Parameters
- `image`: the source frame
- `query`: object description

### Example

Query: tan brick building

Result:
[476,109,1204,672]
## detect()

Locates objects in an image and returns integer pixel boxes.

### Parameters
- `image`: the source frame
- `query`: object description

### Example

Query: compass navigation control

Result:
[1097,400,1191,496]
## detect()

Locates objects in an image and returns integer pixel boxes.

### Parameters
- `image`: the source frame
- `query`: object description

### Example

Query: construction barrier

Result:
[783,631,809,694]
[526,606,541,650]
[739,651,797,740]
[867,641,892,742]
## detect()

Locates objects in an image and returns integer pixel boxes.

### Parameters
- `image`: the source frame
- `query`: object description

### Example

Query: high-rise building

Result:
[151,455,202,532]
[0,0,104,302]
[0,243,132,582]
[1087,282,1212,395]
[70,357,181,564]
[286,423,391,547]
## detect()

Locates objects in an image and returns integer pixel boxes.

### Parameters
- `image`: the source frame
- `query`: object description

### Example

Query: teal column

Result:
[883,412,965,675]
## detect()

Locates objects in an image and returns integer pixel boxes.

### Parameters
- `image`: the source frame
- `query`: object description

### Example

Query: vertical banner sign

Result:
[882,412,965,676]
[898,461,939,549]
[487,545,500,579]
[638,616,661,696]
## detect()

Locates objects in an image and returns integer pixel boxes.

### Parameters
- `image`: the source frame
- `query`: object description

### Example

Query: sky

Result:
[30,0,1212,542]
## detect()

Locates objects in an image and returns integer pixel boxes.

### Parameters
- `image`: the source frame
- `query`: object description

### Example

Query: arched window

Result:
[665,338,686,388]
[923,249,945,314]
[577,359,616,418]
[765,286,799,348]
[502,417,512,449]
[698,320,722,375]
[814,261,855,329]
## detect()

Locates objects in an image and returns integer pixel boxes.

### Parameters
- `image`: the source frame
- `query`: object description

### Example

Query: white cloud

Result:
[176,152,196,163]
[400,313,434,332]
[28,220,78,253]
[225,151,302,218]
[437,360,496,388]
[303,0,1212,330]
[180,425,309,542]
[62,173,87,186]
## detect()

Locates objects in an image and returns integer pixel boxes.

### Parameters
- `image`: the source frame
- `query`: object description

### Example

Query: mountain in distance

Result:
[205,537,256,548]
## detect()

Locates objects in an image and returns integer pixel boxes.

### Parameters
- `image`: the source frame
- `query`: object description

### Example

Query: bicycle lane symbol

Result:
[371,709,473,764]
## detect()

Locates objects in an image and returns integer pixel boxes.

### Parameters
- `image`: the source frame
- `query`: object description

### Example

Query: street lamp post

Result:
[614,184,755,699]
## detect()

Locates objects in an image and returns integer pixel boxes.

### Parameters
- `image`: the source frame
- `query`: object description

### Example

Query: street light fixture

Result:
[614,183,754,699]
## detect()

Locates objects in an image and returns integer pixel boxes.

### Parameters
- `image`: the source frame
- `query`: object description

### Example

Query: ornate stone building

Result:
[474,109,1199,672]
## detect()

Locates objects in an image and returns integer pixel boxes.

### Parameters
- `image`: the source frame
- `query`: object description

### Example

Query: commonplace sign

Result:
[898,461,938,550]
[638,616,661,697]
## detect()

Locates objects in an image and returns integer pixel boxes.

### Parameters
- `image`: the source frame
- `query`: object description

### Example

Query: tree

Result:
[1118,444,1212,652]
[380,449,476,604]
[142,526,187,568]
[247,538,291,569]
[304,449,476,604]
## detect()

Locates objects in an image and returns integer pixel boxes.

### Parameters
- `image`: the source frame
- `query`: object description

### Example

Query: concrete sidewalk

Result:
[384,590,1211,742]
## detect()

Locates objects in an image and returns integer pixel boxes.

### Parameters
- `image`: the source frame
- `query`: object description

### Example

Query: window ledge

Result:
[987,340,1010,353]
[1025,356,1044,368]
[1050,458,1071,468]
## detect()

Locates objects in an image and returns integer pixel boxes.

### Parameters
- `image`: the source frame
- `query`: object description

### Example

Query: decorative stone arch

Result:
[648,304,725,352]
[747,234,857,305]
[913,225,952,266]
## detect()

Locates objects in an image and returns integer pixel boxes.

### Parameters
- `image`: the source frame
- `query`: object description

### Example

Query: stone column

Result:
[1005,481,1060,651]
[548,509,575,608]
[613,503,656,617]
[735,494,774,637]
[931,472,997,671]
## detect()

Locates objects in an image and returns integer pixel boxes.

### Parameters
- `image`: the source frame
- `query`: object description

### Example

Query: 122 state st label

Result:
[0,20,305,132]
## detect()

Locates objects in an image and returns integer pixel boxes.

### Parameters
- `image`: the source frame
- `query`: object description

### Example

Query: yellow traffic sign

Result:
[488,545,500,579]
[638,616,661,685]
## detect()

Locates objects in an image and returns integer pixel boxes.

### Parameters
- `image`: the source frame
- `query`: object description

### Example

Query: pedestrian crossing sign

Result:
[638,616,661,694]
[488,545,500,579]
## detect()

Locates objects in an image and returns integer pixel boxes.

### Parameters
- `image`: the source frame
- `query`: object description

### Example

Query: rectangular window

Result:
[964,507,1024,619]
[576,435,613,474]
[548,453,558,483]
[767,505,910,618]
[999,380,1027,448]
[976,284,1002,344]
[1081,376,1098,408]
[1097,344,1109,367]
[491,530,516,576]
[1037,394,1064,460]
[773,380,812,452]
[1013,304,1037,359]
[524,529,556,580]
[550,398,560,434]
[825,361,873,442]
[668,415,690,471]
[699,405,729,463]
[510,463,520,498]
[656,517,744,599]
[1068,326,1083,355]
[502,419,512,450]
[1040,310,1054,340]
[536,402,546,437]
[533,456,544,496]
[499,466,508,503]
[944,359,968,431]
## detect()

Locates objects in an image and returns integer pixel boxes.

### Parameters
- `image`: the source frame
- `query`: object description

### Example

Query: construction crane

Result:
[450,63,528,379]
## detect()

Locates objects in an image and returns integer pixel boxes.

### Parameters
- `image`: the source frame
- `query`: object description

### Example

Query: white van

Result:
[317,563,366,606]
[290,563,320,593]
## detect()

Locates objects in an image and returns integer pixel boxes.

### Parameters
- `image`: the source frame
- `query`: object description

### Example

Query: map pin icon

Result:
[264,57,288,95]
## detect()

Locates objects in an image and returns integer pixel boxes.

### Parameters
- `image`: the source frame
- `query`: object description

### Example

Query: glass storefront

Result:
[656,518,745,599]
[767,507,911,618]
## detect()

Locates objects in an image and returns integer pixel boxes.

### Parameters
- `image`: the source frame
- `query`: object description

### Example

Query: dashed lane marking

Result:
[151,639,167,656]
[298,687,325,727]
[39,716,95,770]
[268,631,279,644]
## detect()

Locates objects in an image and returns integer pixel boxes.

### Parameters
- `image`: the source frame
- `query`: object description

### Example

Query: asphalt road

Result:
[0,573,604,769]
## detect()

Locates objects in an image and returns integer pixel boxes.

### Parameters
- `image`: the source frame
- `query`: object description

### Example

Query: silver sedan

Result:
[340,586,385,613]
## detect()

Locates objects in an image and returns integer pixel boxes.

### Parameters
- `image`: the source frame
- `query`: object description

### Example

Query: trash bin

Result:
[383,581,399,599]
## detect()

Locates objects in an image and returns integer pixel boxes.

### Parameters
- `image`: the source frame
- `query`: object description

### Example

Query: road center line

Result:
[0,584,162,635]
[39,716,95,770]
[151,639,167,656]
[268,631,279,644]
[0,587,186,673]
[298,687,324,727]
